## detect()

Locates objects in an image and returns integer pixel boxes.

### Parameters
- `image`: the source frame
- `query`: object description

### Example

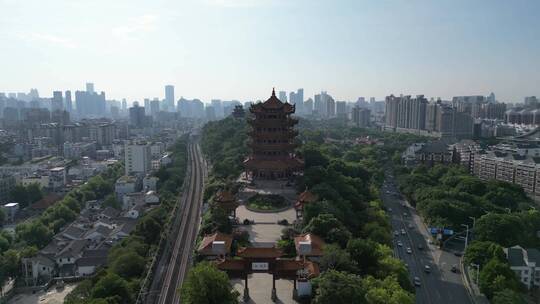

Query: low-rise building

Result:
[2,202,19,221]
[115,175,138,198]
[0,174,16,203]
[402,142,455,167]
[505,245,540,289]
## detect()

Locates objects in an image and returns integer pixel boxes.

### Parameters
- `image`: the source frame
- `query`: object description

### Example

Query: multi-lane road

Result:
[145,140,205,304]
[382,171,471,304]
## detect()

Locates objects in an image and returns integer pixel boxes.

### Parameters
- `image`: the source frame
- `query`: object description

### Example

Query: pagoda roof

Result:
[237,246,283,259]
[294,233,325,257]
[214,191,235,203]
[244,157,304,170]
[197,232,233,256]
[215,258,245,271]
[250,89,295,113]
[294,190,318,209]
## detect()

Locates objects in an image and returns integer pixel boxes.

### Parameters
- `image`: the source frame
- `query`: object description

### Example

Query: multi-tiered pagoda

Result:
[244,89,303,180]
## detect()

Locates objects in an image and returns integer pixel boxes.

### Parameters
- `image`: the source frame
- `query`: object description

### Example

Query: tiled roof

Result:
[215,191,235,203]
[62,225,87,239]
[77,256,107,267]
[216,259,245,271]
[101,207,120,219]
[31,194,61,209]
[197,232,233,256]
[237,247,283,259]
[507,245,527,267]
[295,190,318,209]
[294,233,325,256]
[244,158,304,170]
[56,239,89,258]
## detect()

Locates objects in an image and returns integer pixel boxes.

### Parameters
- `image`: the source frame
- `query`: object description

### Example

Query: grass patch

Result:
[247,194,288,211]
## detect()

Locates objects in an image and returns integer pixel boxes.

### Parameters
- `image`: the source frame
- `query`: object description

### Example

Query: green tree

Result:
[16,220,53,248]
[464,241,505,267]
[474,213,524,247]
[491,288,526,304]
[347,238,381,276]
[319,244,357,273]
[1,249,20,277]
[91,272,132,303]
[479,258,521,299]
[303,213,351,247]
[103,194,121,210]
[312,270,366,304]
[180,262,239,304]
[363,275,414,304]
[26,183,43,205]
[10,185,28,207]
[135,215,163,245]
[110,252,145,278]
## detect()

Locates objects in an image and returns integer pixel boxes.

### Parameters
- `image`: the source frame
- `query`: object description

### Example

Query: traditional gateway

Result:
[244,89,303,180]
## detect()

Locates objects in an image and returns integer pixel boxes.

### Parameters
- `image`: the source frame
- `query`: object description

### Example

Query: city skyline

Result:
[1,0,539,102]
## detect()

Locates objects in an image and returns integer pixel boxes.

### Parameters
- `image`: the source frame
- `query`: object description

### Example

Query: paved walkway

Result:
[233,180,299,304]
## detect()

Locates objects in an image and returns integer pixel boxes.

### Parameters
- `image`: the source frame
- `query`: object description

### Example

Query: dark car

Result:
[451,264,459,273]
[454,251,463,257]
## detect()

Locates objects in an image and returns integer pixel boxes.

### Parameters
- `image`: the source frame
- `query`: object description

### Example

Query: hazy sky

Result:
[1,0,539,103]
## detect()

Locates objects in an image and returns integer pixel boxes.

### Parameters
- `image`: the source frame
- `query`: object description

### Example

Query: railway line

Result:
[149,140,205,304]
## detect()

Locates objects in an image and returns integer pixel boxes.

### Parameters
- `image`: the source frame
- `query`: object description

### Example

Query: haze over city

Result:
[1,0,539,102]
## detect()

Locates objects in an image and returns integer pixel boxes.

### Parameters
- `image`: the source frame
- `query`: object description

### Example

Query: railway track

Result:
[155,141,205,304]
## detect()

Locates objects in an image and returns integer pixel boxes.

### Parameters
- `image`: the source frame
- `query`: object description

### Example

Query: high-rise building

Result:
[304,98,313,115]
[165,85,175,112]
[125,141,151,176]
[336,101,347,118]
[296,88,304,114]
[326,96,336,117]
[289,92,296,104]
[278,91,287,103]
[121,99,127,111]
[385,95,428,130]
[65,90,73,114]
[75,83,106,118]
[211,99,223,118]
[144,98,150,115]
[86,83,94,94]
[488,92,496,103]
[150,98,160,117]
[129,104,146,128]
[352,107,370,127]
[52,91,63,112]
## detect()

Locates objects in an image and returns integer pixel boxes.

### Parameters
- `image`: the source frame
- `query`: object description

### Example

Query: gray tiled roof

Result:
[507,246,527,267]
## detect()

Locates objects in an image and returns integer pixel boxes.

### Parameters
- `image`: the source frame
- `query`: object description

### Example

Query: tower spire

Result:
[272,87,276,97]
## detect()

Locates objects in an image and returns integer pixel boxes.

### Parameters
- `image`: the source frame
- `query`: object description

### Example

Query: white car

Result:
[394,230,399,236]
[424,265,431,273]
[397,241,403,247]
[401,229,406,235]
[406,247,412,254]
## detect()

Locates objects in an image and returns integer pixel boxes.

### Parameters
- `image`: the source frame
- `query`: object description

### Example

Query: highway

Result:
[382,171,472,304]
[146,140,205,304]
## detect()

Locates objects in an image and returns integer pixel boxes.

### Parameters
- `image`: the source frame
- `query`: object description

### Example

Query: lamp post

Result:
[461,224,469,250]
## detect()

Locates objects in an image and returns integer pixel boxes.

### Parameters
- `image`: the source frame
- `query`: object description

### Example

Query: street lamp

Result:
[461,224,469,250]
[471,263,480,284]
[468,216,476,229]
